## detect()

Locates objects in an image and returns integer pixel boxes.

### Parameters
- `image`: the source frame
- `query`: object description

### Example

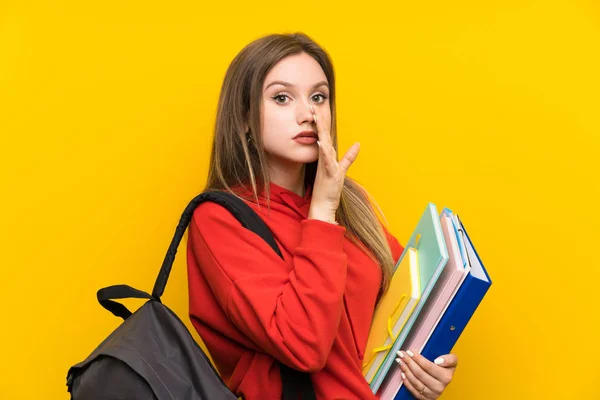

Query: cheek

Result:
[262,104,292,135]
[260,107,284,149]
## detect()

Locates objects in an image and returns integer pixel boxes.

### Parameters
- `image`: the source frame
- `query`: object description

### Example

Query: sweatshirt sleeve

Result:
[187,201,348,372]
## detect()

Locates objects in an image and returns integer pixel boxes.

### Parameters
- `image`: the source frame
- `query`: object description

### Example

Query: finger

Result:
[406,350,449,382]
[434,353,458,369]
[396,358,427,400]
[316,140,329,170]
[310,105,338,166]
[317,140,336,175]
[398,351,445,394]
[329,142,338,162]
[338,142,360,174]
[310,104,331,148]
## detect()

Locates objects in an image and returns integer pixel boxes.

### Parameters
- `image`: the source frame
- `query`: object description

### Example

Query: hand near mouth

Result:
[307,104,360,224]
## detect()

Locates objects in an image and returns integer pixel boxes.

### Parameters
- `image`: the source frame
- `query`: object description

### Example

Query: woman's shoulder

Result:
[192,192,246,229]
[192,186,269,232]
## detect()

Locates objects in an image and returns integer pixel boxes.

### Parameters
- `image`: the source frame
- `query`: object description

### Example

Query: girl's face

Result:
[260,52,331,170]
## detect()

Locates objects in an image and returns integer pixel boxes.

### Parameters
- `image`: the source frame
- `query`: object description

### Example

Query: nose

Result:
[297,100,315,126]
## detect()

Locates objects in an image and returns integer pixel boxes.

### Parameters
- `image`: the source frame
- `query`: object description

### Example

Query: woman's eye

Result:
[272,94,290,104]
[271,93,328,105]
[312,94,327,103]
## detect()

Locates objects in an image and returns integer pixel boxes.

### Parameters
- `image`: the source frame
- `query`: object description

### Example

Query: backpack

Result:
[66,190,316,400]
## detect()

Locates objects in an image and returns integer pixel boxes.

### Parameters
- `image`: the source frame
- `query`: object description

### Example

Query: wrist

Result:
[307,210,338,225]
[312,218,339,225]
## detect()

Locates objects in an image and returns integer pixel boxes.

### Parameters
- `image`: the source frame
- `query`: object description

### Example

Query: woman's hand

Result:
[307,104,360,223]
[395,350,458,399]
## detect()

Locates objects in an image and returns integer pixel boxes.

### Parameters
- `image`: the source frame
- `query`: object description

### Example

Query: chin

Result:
[290,155,319,164]
[293,149,319,164]
[267,149,319,165]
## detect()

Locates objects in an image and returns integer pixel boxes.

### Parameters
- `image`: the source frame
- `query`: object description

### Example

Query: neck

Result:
[267,159,306,197]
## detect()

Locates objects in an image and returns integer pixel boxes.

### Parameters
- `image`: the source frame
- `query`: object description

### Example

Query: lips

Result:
[293,131,318,139]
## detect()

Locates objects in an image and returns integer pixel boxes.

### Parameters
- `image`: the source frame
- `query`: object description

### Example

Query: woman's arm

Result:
[187,201,348,373]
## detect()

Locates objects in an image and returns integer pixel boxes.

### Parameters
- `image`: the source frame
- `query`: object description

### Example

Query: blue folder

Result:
[392,215,492,400]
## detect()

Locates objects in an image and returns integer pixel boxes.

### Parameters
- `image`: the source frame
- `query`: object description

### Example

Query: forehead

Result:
[263,53,327,89]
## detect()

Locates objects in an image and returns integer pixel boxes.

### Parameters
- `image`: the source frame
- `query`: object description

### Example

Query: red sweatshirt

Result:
[186,182,404,399]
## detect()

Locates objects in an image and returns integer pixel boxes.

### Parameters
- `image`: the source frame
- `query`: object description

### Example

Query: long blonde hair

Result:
[204,32,395,297]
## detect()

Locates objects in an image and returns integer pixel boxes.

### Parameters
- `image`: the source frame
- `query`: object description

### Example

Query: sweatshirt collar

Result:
[262,182,312,219]
[265,182,312,209]
[233,181,312,219]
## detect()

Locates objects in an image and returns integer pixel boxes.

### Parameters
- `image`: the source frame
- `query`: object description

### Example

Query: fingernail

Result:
[434,357,444,365]
[314,114,318,123]
[401,372,406,380]
[407,350,415,357]
[395,358,403,366]
[397,351,404,359]
[309,104,314,113]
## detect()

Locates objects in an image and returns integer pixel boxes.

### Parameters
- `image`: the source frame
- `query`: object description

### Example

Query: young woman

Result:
[186,32,458,399]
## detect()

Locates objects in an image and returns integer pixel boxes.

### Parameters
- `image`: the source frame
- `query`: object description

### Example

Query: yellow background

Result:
[2,1,599,399]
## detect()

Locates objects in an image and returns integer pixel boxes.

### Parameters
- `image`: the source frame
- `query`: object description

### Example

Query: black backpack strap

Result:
[97,284,155,320]
[151,190,284,299]
[151,190,315,400]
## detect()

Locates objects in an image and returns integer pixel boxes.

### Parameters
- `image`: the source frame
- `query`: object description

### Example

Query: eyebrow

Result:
[264,80,329,91]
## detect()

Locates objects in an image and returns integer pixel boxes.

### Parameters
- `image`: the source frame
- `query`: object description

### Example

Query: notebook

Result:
[388,214,492,400]
[369,203,449,393]
[362,247,421,383]
[378,209,470,399]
